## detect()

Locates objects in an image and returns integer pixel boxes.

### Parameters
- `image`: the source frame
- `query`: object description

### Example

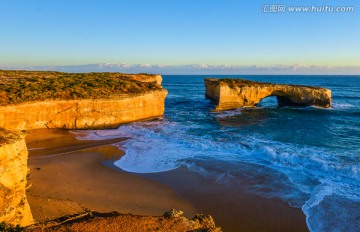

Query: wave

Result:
[303,182,360,232]
[333,95,360,100]
[212,108,243,118]
[331,103,357,110]
[75,119,360,186]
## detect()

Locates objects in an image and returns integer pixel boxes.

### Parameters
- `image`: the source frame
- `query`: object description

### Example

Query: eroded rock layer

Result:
[0,130,33,226]
[0,90,167,130]
[205,78,332,111]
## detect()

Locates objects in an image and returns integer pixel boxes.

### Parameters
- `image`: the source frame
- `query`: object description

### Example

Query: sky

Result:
[0,0,360,74]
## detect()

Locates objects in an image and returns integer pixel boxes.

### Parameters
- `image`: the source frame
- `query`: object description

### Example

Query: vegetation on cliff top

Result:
[207,78,321,89]
[0,70,162,106]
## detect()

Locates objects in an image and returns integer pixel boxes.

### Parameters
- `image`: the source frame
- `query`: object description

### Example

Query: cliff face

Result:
[205,78,332,111]
[0,131,33,226]
[0,90,167,130]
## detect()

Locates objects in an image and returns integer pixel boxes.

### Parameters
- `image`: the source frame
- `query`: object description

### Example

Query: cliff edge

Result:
[205,78,332,111]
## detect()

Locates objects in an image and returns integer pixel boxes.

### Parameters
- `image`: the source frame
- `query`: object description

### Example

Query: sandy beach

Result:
[26,129,195,222]
[26,129,308,231]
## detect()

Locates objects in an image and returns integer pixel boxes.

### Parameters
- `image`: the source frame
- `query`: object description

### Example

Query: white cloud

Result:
[1,63,359,75]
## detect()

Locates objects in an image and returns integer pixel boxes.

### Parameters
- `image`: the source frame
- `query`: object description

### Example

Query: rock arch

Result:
[205,78,332,111]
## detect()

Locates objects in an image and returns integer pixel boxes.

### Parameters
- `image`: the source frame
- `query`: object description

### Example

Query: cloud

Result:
[0,63,359,75]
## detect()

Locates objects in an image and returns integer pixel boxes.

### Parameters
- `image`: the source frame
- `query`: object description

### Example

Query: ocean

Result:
[79,75,360,232]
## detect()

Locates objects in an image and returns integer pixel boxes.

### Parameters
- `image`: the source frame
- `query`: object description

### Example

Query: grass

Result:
[0,70,162,106]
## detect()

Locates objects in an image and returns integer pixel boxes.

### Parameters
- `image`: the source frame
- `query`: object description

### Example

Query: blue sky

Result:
[0,0,359,74]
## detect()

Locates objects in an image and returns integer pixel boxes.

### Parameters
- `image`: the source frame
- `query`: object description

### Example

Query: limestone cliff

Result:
[205,78,332,111]
[0,71,168,130]
[0,130,33,226]
[0,90,167,130]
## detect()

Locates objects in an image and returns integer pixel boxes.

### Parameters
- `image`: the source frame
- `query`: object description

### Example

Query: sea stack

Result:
[204,78,332,111]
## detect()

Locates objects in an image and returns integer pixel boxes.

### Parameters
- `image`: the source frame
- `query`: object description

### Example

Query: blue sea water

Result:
[79,75,360,232]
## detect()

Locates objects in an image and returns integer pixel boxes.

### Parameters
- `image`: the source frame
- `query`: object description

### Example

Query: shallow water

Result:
[78,75,360,232]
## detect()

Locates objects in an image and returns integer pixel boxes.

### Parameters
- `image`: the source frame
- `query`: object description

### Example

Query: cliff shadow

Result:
[258,95,310,108]
[215,108,270,127]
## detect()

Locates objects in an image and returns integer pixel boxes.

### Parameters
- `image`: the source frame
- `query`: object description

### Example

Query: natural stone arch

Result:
[204,78,332,111]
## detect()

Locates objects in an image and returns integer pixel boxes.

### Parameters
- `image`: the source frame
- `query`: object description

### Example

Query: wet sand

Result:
[26,129,308,231]
[143,167,308,232]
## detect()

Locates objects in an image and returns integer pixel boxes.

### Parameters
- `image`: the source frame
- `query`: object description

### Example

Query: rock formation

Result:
[0,71,168,130]
[25,209,221,232]
[0,130,33,226]
[205,78,332,111]
[0,91,167,130]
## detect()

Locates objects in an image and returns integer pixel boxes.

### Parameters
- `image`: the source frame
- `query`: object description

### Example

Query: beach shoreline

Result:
[26,129,196,222]
[25,129,308,231]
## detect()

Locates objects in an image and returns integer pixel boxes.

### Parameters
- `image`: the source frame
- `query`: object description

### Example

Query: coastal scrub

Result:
[0,71,161,105]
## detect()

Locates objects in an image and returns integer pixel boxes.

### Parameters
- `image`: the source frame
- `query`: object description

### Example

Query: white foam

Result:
[110,120,212,173]
[303,181,360,232]
[74,121,360,186]
[331,103,356,110]
[212,108,243,118]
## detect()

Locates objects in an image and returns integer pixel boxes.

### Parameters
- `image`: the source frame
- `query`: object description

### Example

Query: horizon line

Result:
[1,63,360,75]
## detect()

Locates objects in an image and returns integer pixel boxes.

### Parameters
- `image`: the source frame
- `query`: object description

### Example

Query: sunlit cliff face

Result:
[0,130,33,226]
